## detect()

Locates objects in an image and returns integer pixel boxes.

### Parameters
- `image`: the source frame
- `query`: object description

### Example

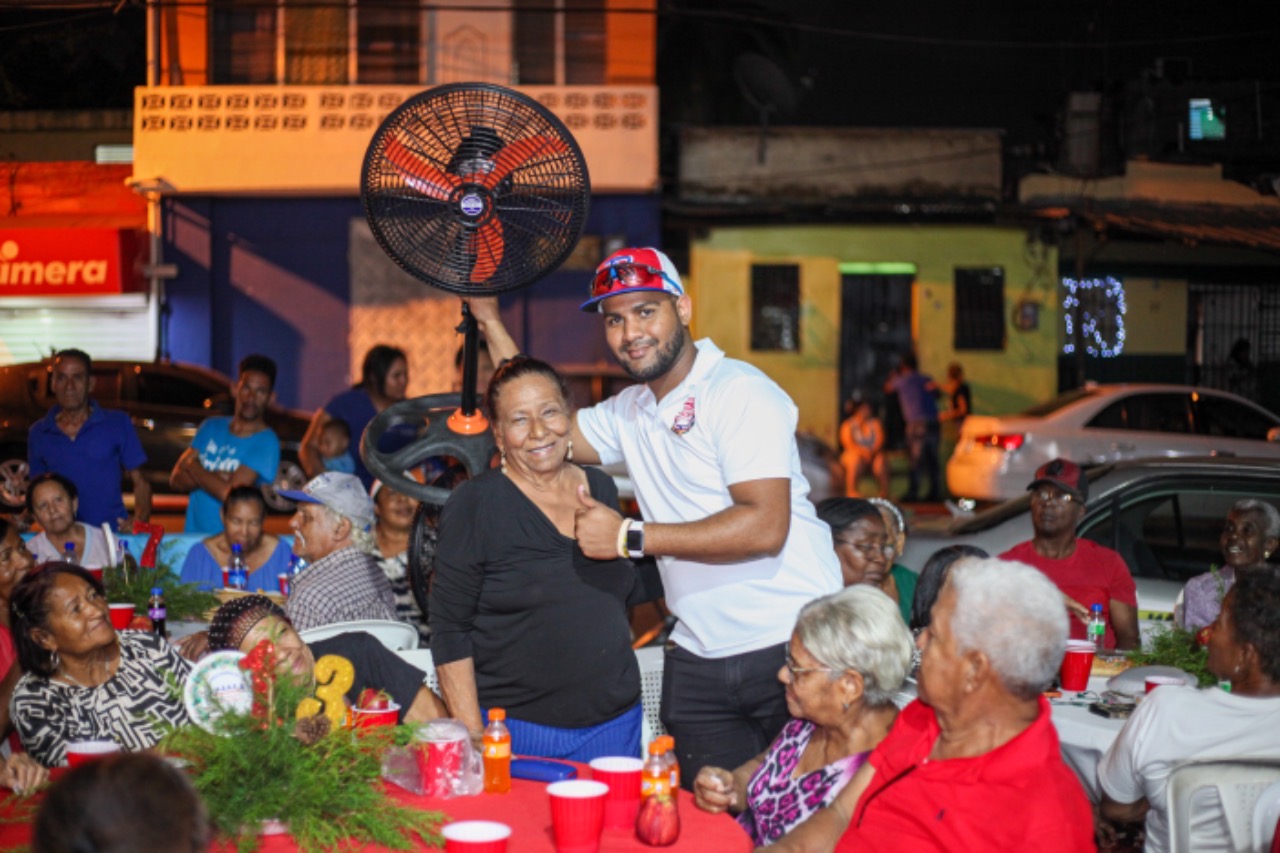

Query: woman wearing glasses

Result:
[692,585,912,846]
[816,498,916,625]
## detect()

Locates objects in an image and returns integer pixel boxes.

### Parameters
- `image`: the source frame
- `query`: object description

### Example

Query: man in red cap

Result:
[470,247,841,786]
[1000,457,1140,650]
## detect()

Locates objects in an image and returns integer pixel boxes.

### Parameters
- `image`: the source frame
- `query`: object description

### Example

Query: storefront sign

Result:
[0,229,145,296]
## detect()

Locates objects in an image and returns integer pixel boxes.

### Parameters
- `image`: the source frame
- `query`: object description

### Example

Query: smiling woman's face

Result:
[34,572,115,659]
[1220,508,1277,569]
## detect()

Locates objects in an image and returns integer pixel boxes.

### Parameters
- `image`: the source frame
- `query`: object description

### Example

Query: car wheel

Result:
[0,456,28,512]
[263,460,307,513]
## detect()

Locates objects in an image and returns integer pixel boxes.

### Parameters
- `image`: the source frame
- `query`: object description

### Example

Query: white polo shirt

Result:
[577,339,841,658]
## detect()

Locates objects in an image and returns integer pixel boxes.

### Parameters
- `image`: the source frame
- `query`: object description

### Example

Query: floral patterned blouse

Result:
[737,718,868,845]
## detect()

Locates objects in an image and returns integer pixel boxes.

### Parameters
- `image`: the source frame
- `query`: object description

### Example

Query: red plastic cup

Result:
[84,567,104,584]
[352,703,400,729]
[589,756,644,831]
[277,573,291,596]
[66,740,120,768]
[548,779,608,853]
[108,603,136,630]
[221,567,230,588]
[1145,675,1184,693]
[417,727,467,797]
[442,820,511,853]
[1060,640,1095,692]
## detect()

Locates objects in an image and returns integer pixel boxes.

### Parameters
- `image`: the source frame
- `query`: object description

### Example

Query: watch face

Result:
[626,527,644,552]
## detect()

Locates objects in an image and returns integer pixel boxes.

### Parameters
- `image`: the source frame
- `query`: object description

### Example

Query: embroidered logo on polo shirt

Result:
[671,396,696,435]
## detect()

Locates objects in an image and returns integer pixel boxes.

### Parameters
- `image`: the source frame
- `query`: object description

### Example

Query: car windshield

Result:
[950,463,1116,534]
[1019,386,1098,418]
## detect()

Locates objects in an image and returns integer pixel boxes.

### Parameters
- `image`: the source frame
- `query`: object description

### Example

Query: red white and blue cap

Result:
[579,247,685,312]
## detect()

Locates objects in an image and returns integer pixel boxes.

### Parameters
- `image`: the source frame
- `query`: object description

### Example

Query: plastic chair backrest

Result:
[1167,758,1280,853]
[394,648,439,694]
[298,620,420,652]
[1251,780,1280,853]
[634,645,666,756]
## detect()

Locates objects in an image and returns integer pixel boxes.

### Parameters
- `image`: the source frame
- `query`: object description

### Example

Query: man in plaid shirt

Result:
[279,472,399,633]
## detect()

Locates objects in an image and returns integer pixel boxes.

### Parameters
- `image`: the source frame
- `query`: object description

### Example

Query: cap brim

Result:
[1026,478,1086,501]
[276,489,322,505]
[579,285,677,312]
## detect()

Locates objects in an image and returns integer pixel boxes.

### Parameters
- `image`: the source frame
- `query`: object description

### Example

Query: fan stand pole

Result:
[446,302,490,436]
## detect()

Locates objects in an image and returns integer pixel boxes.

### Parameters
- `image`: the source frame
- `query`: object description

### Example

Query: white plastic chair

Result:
[395,647,439,693]
[1250,780,1280,853]
[634,645,667,755]
[298,620,420,652]
[1166,758,1280,853]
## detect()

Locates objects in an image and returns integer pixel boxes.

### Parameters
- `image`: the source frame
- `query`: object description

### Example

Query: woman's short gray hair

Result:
[947,558,1068,700]
[1233,499,1280,540]
[795,585,914,707]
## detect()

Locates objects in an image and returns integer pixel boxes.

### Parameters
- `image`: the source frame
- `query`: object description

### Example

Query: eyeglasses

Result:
[589,262,680,301]
[1031,489,1077,505]
[834,538,888,559]
[784,654,834,678]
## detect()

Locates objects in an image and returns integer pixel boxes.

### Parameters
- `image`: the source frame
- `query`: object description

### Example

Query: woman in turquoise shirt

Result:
[180,487,292,592]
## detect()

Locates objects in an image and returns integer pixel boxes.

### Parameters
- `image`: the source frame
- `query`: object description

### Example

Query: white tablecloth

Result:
[1050,676,1128,800]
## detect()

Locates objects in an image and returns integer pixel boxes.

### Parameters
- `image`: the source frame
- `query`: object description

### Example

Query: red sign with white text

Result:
[0,228,145,296]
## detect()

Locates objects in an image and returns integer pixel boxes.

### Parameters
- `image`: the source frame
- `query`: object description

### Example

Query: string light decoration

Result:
[1062,276,1127,358]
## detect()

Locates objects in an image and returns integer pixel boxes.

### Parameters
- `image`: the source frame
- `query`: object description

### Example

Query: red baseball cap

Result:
[1027,458,1088,503]
[580,247,685,312]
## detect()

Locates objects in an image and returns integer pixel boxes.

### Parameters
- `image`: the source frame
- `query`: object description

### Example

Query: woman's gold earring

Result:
[566,439,574,463]
[500,450,507,474]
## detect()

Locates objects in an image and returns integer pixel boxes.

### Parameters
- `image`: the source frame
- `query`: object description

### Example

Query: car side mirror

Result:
[1268,426,1280,443]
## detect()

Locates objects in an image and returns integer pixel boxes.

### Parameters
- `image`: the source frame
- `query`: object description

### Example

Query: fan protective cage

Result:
[361,82,591,295]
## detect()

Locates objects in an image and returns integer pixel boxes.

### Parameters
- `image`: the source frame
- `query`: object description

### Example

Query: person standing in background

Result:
[301,344,416,491]
[940,362,971,426]
[170,355,280,534]
[27,349,151,530]
[883,353,941,503]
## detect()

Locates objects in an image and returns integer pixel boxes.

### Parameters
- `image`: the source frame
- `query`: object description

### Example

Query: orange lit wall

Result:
[160,3,209,85]
[606,0,656,84]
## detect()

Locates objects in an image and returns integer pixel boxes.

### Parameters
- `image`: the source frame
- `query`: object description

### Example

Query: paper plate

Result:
[1107,665,1199,697]
[184,650,252,734]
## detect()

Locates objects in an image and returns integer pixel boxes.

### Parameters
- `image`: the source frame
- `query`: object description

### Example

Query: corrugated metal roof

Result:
[1062,203,1280,253]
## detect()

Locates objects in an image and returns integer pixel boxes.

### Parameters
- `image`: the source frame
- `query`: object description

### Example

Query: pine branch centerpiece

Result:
[1126,625,1215,687]
[162,640,446,852]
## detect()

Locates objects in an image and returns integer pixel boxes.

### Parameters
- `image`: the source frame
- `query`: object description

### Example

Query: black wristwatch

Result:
[626,520,645,558]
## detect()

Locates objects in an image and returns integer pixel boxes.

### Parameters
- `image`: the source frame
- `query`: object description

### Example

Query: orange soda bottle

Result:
[482,708,511,794]
[640,739,670,799]
[658,735,680,793]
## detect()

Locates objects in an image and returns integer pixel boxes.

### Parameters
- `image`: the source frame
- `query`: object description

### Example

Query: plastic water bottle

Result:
[229,543,248,590]
[289,553,307,575]
[148,586,167,639]
[63,541,77,565]
[482,709,511,794]
[1087,604,1106,653]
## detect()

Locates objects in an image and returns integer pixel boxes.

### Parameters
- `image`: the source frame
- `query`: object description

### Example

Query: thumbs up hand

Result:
[575,484,625,560]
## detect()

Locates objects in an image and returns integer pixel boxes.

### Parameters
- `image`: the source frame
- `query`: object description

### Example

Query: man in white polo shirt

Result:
[472,247,840,786]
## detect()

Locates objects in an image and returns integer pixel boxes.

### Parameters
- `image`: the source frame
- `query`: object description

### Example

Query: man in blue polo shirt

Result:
[28,349,151,529]
[170,355,281,533]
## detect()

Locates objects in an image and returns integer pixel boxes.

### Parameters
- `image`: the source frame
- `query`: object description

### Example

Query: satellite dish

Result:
[733,52,800,163]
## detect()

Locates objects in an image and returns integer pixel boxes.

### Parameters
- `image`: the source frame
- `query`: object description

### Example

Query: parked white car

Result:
[947,383,1280,502]
[905,457,1280,639]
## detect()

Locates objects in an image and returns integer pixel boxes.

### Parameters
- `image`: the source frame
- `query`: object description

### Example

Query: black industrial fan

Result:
[358,83,591,611]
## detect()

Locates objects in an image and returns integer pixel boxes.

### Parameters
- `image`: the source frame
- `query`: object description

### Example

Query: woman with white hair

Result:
[693,584,913,846]
[1175,498,1280,631]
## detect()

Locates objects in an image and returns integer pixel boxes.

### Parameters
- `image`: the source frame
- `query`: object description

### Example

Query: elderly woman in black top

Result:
[430,356,661,761]
[10,562,191,767]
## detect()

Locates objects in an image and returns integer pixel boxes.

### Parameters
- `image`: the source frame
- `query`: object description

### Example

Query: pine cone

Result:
[294,714,332,746]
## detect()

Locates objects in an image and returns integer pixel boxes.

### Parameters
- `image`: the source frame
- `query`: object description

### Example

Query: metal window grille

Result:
[954,267,1005,350]
[751,264,800,352]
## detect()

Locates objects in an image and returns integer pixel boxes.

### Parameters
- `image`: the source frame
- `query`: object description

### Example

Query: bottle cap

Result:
[659,735,674,752]
[151,586,163,595]
[489,708,505,721]
[648,740,663,755]
[232,543,243,553]
[1091,603,1103,613]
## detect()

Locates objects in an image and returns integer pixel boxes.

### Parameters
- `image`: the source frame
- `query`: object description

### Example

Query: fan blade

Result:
[475,136,570,189]
[385,137,460,200]
[468,218,504,284]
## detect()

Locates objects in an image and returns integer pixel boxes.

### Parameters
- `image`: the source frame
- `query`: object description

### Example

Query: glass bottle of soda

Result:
[483,708,511,794]
[63,541,78,565]
[148,586,167,639]
[229,543,248,590]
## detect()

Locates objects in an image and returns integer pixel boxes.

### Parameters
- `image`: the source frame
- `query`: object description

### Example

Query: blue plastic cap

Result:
[151,586,163,595]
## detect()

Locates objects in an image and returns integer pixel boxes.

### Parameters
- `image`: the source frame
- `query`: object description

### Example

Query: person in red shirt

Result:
[760,558,1096,853]
[1001,457,1140,650]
